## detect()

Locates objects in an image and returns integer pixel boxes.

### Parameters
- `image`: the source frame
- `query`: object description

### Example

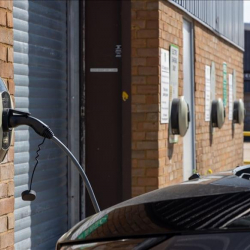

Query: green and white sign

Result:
[233,69,236,100]
[169,44,179,144]
[223,62,227,107]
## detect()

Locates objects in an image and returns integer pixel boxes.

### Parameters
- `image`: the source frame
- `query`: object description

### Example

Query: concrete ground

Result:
[244,143,250,162]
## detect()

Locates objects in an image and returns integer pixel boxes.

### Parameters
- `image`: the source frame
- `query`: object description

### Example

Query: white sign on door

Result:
[160,49,170,124]
[205,65,211,121]
[170,45,179,99]
[169,45,179,143]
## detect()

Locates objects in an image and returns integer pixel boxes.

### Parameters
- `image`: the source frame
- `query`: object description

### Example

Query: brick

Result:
[132,39,147,48]
[0,183,7,198]
[132,159,138,168]
[0,197,14,216]
[132,20,146,30]
[146,20,158,29]
[7,213,14,229]
[136,104,158,112]
[132,58,146,66]
[0,230,14,249]
[132,95,146,104]
[146,168,158,176]
[138,122,158,131]
[137,30,158,38]
[146,2,159,10]
[136,10,158,20]
[145,186,157,193]
[0,28,13,45]
[132,66,137,76]
[146,150,158,159]
[132,76,146,84]
[137,85,158,94]
[0,216,7,233]
[132,150,145,159]
[137,177,157,186]
[7,47,13,62]
[0,61,13,78]
[146,57,159,66]
[131,1,146,10]
[0,164,14,181]
[0,0,12,11]
[7,79,14,95]
[137,48,158,57]
[0,0,8,9]
[7,182,14,196]
[132,168,145,177]
[6,12,12,28]
[146,76,159,84]
[136,141,158,150]
[145,95,158,104]
[146,132,158,140]
[132,113,146,121]
[138,66,158,75]
[0,44,6,61]
[146,113,158,121]
[0,9,6,26]
[133,132,145,140]
[132,187,146,197]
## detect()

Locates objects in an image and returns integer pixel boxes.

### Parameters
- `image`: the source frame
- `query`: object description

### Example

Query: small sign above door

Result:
[90,68,118,72]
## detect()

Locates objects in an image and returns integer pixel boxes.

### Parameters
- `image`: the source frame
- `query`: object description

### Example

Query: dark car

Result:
[56,166,250,250]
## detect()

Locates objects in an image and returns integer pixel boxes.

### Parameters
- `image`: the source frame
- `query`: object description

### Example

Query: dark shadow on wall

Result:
[14,0,69,249]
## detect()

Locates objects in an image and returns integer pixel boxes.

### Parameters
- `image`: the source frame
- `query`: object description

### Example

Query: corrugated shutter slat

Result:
[13,1,68,249]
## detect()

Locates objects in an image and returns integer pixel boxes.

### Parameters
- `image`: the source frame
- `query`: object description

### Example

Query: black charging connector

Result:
[3,109,54,139]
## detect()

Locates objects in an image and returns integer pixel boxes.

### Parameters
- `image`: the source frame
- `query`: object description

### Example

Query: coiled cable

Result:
[29,138,46,191]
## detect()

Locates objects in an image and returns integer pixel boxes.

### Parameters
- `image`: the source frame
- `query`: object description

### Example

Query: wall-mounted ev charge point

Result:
[211,98,225,129]
[170,96,190,137]
[233,99,245,124]
[0,78,13,162]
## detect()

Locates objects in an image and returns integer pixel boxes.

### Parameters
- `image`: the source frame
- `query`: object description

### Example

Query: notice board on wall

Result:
[205,65,211,122]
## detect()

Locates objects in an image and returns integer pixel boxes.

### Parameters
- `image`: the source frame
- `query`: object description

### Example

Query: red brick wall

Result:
[0,0,14,249]
[131,0,244,196]
[158,1,184,188]
[194,22,243,174]
[131,0,160,197]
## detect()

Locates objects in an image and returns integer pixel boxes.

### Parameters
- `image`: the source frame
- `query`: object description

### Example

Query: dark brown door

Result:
[85,1,131,215]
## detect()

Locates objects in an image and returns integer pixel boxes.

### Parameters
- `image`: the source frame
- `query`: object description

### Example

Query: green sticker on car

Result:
[77,214,108,240]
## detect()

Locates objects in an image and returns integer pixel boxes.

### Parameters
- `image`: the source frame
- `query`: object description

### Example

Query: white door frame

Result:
[182,18,196,180]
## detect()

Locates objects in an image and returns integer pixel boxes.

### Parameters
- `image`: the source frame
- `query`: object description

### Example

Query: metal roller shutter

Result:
[13,0,68,249]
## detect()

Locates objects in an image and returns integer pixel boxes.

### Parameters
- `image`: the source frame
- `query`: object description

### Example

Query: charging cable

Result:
[3,108,101,213]
[52,136,100,213]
